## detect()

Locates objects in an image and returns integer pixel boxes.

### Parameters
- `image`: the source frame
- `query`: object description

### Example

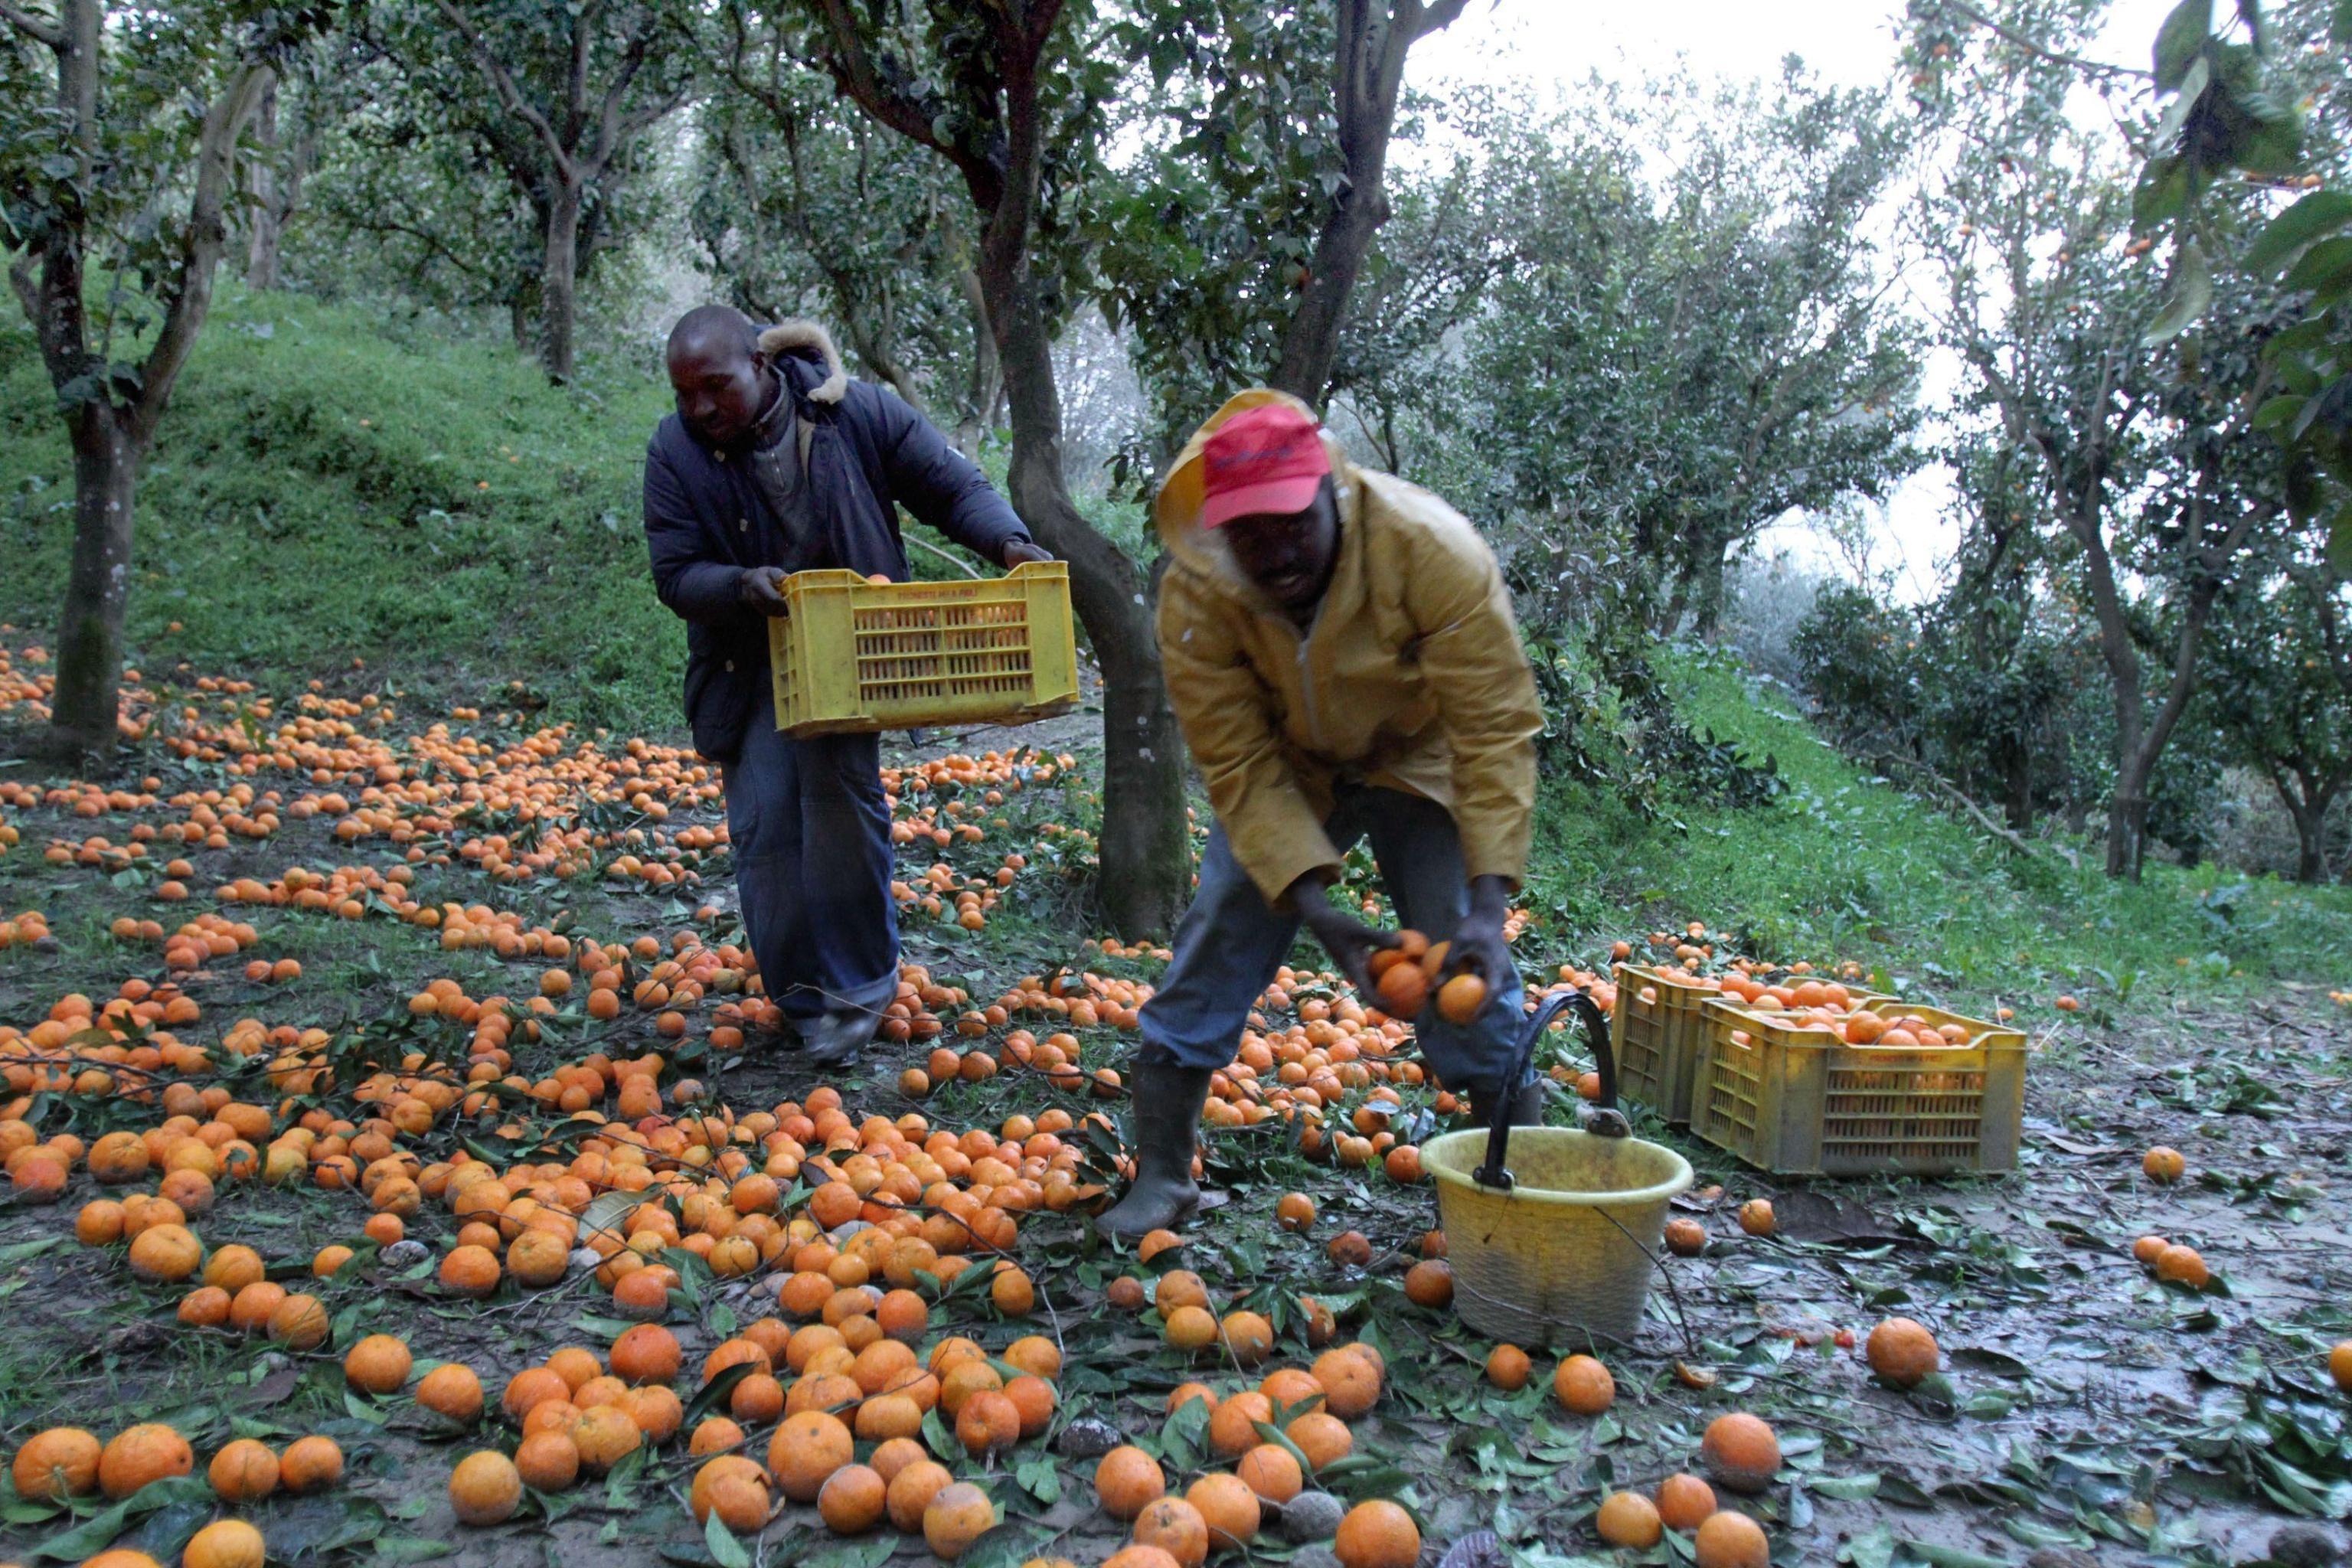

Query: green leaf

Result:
[1896,1544,2010,1568]
[683,1362,754,1429]
[2253,394,2310,431]
[2154,0,2214,91]
[1809,1473,1882,1500]
[2145,240,2213,342]
[2334,0,2351,44]
[2330,512,2352,574]
[2134,158,2190,232]
[2152,56,2210,149]
[704,1514,751,1568]
[1015,1454,1061,1504]
[2284,235,2352,294]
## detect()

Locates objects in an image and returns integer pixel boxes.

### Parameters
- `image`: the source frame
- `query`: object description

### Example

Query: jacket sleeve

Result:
[871,390,1032,566]
[1157,569,1341,906]
[1402,525,1543,888]
[643,442,750,627]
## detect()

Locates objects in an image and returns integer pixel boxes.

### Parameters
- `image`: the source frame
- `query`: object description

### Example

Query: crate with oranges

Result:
[1612,964,1890,1126]
[1692,993,2027,1177]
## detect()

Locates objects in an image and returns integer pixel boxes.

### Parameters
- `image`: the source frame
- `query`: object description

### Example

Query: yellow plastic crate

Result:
[1612,964,1722,1125]
[767,563,1079,737]
[1691,997,2027,1177]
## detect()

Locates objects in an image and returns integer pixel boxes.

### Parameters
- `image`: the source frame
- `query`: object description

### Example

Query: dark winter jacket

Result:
[642,320,1032,764]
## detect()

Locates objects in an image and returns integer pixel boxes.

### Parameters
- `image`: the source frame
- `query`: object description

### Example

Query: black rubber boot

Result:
[800,1008,876,1068]
[1093,1063,1214,1240]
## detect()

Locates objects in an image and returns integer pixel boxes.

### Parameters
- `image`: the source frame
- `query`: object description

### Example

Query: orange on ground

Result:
[818,1462,887,1534]
[1655,1472,1717,1530]
[417,1364,483,1426]
[1095,1444,1168,1521]
[1485,1344,1531,1390]
[769,1409,854,1502]
[100,1423,193,1498]
[1187,1472,1263,1547]
[344,1334,413,1395]
[13,1426,101,1499]
[887,1459,954,1533]
[1596,1491,1661,1547]
[923,1481,996,1559]
[1700,1412,1782,1494]
[1554,1354,1615,1415]
[1236,1442,1302,1504]
[1134,1497,1211,1568]
[1403,1259,1453,1308]
[1694,1509,1771,1568]
[1864,1318,1939,1388]
[514,1431,580,1491]
[207,1438,279,1502]
[1333,1500,1421,1568]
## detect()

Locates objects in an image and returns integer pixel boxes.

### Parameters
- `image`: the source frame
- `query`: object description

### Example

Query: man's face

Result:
[1221,478,1339,612]
[667,341,768,449]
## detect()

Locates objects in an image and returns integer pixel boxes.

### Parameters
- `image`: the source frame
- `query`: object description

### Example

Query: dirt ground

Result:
[3,671,2350,1568]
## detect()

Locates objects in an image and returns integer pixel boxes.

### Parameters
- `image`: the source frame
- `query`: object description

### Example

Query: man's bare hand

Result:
[1001,540,1053,569]
[740,566,789,616]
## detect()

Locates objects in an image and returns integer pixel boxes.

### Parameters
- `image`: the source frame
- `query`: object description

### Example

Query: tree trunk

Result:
[1267,0,1469,404]
[246,78,281,290]
[955,264,999,456]
[1270,170,1387,404]
[2004,743,2034,833]
[991,267,1189,937]
[1689,543,1728,639]
[48,410,139,759]
[540,180,582,382]
[2274,773,2337,884]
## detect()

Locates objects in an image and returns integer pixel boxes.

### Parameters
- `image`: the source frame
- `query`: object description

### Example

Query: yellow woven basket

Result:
[1423,1125,1693,1347]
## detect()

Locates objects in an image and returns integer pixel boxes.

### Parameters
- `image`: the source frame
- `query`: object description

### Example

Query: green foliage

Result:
[1526,649,2352,1003]
[691,27,988,427]
[1402,67,1923,637]
[0,290,688,734]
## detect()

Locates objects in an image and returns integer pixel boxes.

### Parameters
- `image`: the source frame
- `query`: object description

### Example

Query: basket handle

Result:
[1472,986,1622,1190]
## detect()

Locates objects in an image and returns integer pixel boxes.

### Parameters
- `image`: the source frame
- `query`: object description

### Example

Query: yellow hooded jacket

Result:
[1153,390,1544,906]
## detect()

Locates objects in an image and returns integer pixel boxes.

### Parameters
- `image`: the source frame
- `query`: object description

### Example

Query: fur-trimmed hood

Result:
[756,318,848,406]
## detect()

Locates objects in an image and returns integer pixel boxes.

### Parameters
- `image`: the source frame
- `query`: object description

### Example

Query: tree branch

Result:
[805,0,1002,213]
[133,61,273,446]
[0,0,60,49]
[586,20,658,169]
[433,0,577,185]
[1938,0,2151,81]
[1409,0,1472,41]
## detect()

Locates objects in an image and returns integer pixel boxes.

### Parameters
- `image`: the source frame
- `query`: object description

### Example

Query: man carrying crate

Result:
[1096,391,1548,1239]
[644,305,1049,1065]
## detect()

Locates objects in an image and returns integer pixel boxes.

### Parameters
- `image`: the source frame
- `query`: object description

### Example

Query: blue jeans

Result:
[1138,786,1527,1097]
[721,691,900,1024]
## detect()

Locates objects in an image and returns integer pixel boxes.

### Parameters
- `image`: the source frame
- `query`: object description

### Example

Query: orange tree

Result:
[0,0,322,762]
[693,18,996,444]
[1901,0,2323,879]
[354,0,693,384]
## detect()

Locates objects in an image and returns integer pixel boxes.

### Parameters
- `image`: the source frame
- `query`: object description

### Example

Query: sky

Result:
[1405,0,2180,602]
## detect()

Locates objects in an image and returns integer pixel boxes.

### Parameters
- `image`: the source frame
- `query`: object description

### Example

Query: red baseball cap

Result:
[1200,403,1331,528]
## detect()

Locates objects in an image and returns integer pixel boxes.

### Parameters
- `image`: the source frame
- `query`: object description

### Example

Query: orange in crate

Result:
[1691,997,2026,1177]
[767,563,1078,737]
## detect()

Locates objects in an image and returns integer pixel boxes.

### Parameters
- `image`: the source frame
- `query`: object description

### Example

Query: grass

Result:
[1521,648,2352,1021]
